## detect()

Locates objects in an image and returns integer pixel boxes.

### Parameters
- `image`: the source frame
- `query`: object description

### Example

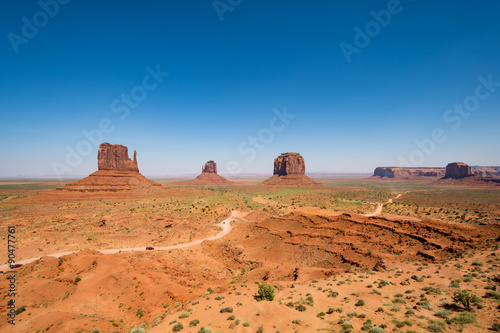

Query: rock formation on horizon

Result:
[373,167,445,179]
[192,160,232,185]
[263,152,320,186]
[443,162,474,179]
[202,160,217,174]
[57,143,166,193]
[98,142,139,172]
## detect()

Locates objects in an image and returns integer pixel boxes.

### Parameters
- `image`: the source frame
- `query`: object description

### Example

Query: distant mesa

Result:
[443,162,473,179]
[57,143,166,193]
[262,152,320,187]
[373,167,445,179]
[192,160,233,185]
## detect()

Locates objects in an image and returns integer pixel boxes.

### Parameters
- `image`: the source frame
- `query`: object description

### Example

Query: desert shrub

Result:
[136,308,144,318]
[189,320,200,327]
[243,321,251,327]
[328,291,339,298]
[256,325,264,333]
[295,304,306,312]
[316,312,326,319]
[361,320,372,331]
[327,307,335,314]
[420,301,433,310]
[485,290,500,300]
[392,297,406,304]
[172,323,184,332]
[285,302,294,307]
[378,280,390,288]
[369,327,384,333]
[15,305,26,315]
[255,283,275,301]
[427,320,446,332]
[341,322,354,333]
[227,315,235,320]
[198,327,211,333]
[215,295,224,300]
[450,311,476,324]
[452,290,481,311]
[220,307,233,313]
[434,310,451,319]
[178,312,189,319]
[91,329,100,333]
[356,299,365,306]
[75,276,82,283]
[491,323,500,332]
[375,307,384,313]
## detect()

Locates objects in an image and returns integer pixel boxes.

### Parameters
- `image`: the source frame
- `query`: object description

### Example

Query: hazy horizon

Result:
[1,1,499,178]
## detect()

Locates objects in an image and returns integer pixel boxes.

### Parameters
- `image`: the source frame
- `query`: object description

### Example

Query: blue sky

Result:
[1,0,499,177]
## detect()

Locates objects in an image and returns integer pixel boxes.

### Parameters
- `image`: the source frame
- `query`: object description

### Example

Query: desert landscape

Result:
[2,2,500,333]
[0,145,499,333]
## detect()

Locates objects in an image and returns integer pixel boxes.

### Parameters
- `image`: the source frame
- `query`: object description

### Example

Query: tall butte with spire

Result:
[192,160,233,185]
[262,152,320,186]
[57,143,166,193]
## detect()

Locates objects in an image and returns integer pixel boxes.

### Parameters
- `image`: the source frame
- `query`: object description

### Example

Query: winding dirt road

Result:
[363,193,403,217]
[0,211,239,271]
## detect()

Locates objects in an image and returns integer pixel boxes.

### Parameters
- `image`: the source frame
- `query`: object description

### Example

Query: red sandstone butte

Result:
[263,152,320,187]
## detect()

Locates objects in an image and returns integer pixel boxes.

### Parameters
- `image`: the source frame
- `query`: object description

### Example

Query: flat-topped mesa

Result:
[373,167,445,178]
[444,162,474,179]
[263,152,320,187]
[273,152,305,176]
[98,143,138,172]
[202,160,217,174]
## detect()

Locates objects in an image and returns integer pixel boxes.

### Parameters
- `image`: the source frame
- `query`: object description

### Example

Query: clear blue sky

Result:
[1,0,499,177]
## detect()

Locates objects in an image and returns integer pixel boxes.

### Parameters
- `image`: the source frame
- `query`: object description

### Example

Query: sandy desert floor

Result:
[0,178,499,333]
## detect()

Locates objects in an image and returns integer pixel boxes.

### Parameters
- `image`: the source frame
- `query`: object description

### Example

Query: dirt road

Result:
[0,211,239,271]
[363,193,403,217]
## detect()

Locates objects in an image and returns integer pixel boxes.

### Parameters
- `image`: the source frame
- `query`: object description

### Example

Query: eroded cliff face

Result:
[98,143,138,172]
[444,162,473,179]
[373,167,445,178]
[273,153,305,176]
[202,160,217,174]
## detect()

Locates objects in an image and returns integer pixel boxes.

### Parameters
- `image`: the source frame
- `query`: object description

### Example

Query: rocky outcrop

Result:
[373,167,445,179]
[273,153,305,176]
[263,153,320,187]
[202,160,217,174]
[98,143,138,172]
[444,162,473,179]
[57,143,166,193]
[193,160,232,185]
